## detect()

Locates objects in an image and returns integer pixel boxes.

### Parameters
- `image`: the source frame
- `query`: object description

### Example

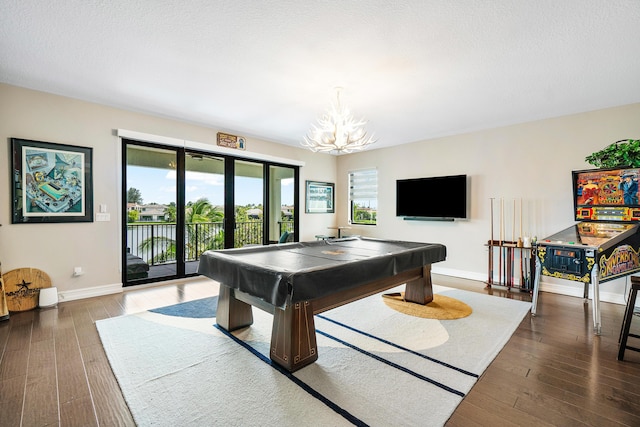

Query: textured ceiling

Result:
[1,1,640,153]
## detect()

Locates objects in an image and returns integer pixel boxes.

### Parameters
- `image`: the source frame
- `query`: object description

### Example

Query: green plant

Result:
[585,139,640,168]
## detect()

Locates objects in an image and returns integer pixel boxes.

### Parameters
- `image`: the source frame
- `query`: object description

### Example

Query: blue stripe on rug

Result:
[149,296,218,318]
[213,324,369,427]
[317,313,479,378]
[316,329,466,398]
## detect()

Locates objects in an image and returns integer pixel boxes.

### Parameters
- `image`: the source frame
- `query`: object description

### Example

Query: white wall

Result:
[337,103,640,305]
[0,84,337,299]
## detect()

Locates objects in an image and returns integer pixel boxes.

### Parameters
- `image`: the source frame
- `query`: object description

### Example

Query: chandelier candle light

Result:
[302,87,376,154]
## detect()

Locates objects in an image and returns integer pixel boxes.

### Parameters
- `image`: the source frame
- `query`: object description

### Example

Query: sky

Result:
[127,166,294,206]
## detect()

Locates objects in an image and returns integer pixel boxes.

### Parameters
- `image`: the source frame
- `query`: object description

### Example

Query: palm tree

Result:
[186,198,223,222]
[185,199,224,259]
[137,198,224,265]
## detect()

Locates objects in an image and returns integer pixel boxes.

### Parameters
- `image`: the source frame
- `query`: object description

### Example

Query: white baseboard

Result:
[433,266,486,282]
[57,276,208,303]
[58,283,123,303]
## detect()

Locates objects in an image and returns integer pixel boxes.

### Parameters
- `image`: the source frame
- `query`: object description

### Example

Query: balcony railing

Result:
[127,220,294,266]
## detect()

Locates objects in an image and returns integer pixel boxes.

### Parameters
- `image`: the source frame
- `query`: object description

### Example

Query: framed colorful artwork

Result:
[11,138,93,223]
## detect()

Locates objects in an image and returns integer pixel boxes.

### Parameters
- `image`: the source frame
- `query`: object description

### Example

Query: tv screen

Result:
[572,166,640,222]
[396,174,467,219]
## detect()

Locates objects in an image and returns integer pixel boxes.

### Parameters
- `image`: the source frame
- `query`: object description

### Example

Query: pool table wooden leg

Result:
[270,301,318,372]
[216,284,254,331]
[404,265,434,304]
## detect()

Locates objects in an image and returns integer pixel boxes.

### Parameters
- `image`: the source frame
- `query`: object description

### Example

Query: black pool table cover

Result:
[198,237,446,308]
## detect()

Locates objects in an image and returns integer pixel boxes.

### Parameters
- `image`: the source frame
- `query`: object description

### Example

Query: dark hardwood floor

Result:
[1,275,638,426]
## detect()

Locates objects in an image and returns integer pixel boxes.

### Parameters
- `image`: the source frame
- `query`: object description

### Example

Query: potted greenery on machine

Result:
[585,139,640,168]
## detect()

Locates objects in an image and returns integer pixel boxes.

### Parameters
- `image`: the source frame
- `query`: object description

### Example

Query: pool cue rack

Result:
[485,240,535,292]
[486,197,535,292]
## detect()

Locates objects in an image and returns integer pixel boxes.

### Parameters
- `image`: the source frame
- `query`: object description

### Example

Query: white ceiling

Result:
[2,1,640,153]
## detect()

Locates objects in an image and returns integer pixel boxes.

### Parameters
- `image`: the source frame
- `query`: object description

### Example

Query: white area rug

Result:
[97,285,531,426]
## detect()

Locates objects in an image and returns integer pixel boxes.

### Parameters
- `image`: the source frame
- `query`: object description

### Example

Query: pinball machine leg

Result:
[531,255,542,316]
[583,281,589,300]
[591,264,602,335]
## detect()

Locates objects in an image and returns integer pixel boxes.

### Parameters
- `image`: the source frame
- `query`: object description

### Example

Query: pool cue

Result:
[488,198,494,285]
[499,198,504,285]
[517,198,523,248]
[503,246,507,287]
[520,247,525,288]
[524,251,530,289]
[505,247,511,288]
[509,198,514,287]
[512,246,516,287]
[511,247,515,287]
[512,198,516,244]
[524,254,531,290]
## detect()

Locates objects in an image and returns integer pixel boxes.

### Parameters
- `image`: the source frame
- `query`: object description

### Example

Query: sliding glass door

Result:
[231,161,298,246]
[269,165,296,242]
[124,144,179,282]
[184,152,226,275]
[234,160,264,246]
[122,139,298,286]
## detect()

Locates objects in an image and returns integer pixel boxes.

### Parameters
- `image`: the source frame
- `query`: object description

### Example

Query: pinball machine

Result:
[532,166,640,334]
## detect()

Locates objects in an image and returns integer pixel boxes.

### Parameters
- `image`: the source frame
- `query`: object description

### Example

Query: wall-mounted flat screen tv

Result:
[396,174,467,219]
[572,166,640,222]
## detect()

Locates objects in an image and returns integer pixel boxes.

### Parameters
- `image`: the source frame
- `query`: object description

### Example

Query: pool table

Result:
[198,237,447,372]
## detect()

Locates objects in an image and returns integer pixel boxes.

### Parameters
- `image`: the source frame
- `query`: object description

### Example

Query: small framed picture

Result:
[305,181,335,213]
[11,138,93,223]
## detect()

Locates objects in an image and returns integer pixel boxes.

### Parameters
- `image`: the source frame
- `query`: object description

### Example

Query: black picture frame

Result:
[305,180,335,213]
[11,138,93,223]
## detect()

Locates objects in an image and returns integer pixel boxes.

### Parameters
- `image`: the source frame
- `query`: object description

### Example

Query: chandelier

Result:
[302,88,376,154]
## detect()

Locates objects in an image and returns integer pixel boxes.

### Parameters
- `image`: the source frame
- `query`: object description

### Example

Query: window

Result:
[349,168,377,225]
